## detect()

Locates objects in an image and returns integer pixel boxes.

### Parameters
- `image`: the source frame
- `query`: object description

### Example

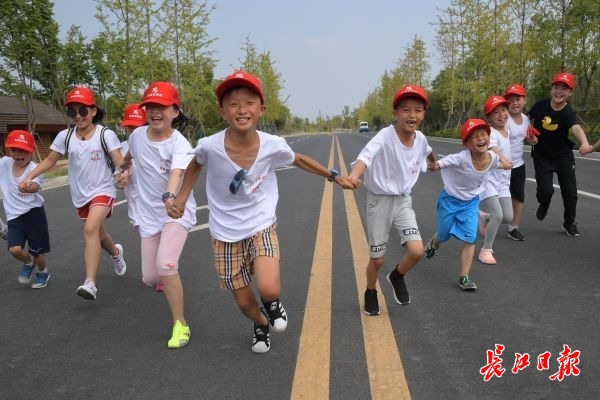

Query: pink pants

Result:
[141,222,189,286]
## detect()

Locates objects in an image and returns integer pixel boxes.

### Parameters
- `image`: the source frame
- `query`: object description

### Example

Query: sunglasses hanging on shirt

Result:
[229,169,248,194]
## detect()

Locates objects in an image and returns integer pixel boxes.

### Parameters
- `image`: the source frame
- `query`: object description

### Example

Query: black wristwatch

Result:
[327,169,339,182]
[162,192,176,202]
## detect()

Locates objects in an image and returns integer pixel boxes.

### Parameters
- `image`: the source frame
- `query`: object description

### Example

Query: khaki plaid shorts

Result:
[212,224,280,290]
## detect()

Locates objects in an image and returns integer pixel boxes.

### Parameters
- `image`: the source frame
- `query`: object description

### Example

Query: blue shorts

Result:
[436,189,479,244]
[7,206,51,256]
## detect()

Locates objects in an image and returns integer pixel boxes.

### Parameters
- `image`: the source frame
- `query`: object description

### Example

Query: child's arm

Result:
[163,167,185,213]
[571,124,591,155]
[488,146,512,169]
[426,152,437,170]
[168,158,203,219]
[293,152,354,189]
[19,150,61,192]
[116,150,132,189]
[20,182,41,193]
[588,138,600,153]
[348,160,366,188]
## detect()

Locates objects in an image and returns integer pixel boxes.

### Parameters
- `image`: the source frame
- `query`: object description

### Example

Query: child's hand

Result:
[347,175,362,189]
[167,199,184,219]
[578,143,592,155]
[428,161,440,171]
[526,126,540,144]
[115,170,129,189]
[334,175,355,190]
[500,158,512,170]
[18,179,33,193]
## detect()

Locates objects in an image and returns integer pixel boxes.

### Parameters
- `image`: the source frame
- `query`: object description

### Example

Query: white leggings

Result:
[480,196,513,249]
[140,222,189,286]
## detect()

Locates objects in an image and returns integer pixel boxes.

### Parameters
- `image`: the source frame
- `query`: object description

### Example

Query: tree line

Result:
[1,0,598,139]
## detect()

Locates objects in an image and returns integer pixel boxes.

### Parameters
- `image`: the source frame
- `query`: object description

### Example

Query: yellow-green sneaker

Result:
[167,320,190,349]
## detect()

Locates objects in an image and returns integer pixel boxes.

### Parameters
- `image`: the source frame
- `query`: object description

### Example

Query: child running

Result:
[1,130,51,288]
[119,82,196,349]
[477,96,513,265]
[504,84,539,241]
[425,119,509,290]
[168,70,353,353]
[347,84,436,316]
[19,86,126,299]
[118,103,146,229]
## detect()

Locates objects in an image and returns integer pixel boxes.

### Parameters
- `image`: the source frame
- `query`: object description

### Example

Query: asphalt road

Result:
[1,133,599,399]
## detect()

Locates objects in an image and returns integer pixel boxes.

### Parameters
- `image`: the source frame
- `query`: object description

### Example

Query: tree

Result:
[0,0,62,131]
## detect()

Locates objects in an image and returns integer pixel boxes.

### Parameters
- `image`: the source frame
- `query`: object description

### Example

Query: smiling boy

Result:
[348,85,436,316]
[170,70,353,353]
[528,71,591,236]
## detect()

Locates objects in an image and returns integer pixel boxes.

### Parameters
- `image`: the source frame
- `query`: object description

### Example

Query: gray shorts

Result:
[366,192,421,258]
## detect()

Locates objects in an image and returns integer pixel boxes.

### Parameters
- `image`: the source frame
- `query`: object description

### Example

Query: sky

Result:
[52,0,450,120]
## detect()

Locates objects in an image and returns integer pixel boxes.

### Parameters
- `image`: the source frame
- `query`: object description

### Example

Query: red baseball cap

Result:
[504,84,526,98]
[392,84,429,109]
[5,130,35,153]
[120,103,146,127]
[460,119,490,144]
[139,82,181,108]
[552,71,575,89]
[484,95,510,115]
[64,87,96,107]
[215,70,264,104]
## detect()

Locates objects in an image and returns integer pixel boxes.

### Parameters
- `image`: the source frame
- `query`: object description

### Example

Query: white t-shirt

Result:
[481,127,512,200]
[354,125,432,195]
[120,140,139,227]
[194,129,296,242]
[506,113,530,168]
[439,149,499,201]
[50,125,120,207]
[0,157,44,221]
[127,127,197,237]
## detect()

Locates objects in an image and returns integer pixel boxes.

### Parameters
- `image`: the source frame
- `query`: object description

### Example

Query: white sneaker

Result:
[112,244,127,276]
[264,299,288,333]
[0,219,7,240]
[77,279,97,300]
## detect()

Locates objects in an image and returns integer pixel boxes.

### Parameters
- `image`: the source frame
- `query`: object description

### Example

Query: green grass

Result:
[45,166,68,179]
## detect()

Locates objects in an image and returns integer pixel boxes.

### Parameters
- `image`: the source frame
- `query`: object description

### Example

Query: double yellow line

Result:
[290,136,411,399]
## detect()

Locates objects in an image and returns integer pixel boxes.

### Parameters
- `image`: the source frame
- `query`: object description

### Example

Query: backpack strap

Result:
[64,126,75,154]
[99,126,116,173]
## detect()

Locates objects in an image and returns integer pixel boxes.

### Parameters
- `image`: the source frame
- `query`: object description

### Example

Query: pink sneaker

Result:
[478,211,488,237]
[478,248,496,265]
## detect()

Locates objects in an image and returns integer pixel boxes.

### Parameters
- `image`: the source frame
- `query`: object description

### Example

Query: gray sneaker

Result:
[112,244,127,276]
[77,279,97,300]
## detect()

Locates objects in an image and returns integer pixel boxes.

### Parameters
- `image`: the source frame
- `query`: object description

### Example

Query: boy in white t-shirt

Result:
[20,86,127,300]
[425,119,508,290]
[169,70,353,353]
[1,130,51,288]
[504,84,539,241]
[347,85,437,316]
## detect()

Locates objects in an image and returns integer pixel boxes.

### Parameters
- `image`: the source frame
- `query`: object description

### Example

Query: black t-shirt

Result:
[528,98,578,158]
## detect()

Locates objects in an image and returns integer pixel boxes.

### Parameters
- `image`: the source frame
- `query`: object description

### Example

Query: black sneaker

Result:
[507,228,525,241]
[536,204,548,221]
[386,268,410,305]
[364,289,380,316]
[252,323,270,353]
[262,298,288,333]
[562,222,580,237]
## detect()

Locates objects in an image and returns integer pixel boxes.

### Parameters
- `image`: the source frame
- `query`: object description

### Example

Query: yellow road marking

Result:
[290,137,335,399]
[335,136,412,400]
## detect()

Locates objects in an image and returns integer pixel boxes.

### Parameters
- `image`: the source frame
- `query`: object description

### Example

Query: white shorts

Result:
[366,192,421,258]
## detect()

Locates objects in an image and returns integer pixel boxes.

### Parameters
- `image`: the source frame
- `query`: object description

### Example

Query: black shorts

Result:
[509,164,526,203]
[7,206,51,256]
